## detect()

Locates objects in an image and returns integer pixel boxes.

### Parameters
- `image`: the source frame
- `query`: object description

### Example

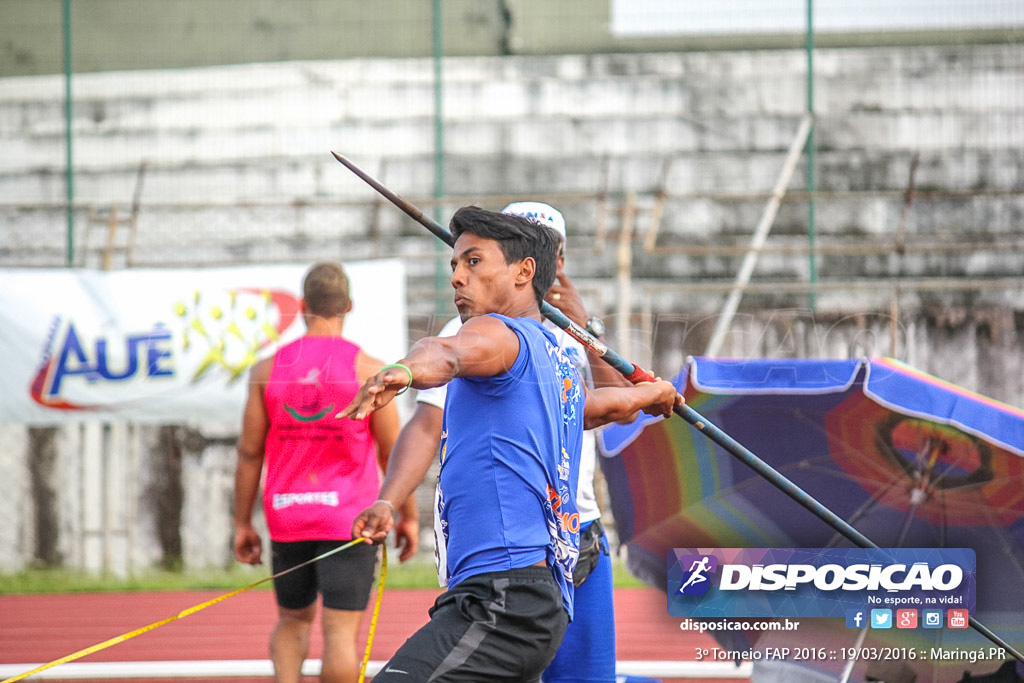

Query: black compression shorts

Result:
[270,539,377,611]
[374,566,568,683]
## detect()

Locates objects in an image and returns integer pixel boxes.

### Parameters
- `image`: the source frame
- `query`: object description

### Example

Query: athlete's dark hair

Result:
[302,261,350,317]
[449,205,559,305]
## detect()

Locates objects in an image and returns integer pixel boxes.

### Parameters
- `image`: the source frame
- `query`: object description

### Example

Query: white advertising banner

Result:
[0,261,407,424]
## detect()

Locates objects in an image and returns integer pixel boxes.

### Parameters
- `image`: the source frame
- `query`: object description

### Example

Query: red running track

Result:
[0,587,748,682]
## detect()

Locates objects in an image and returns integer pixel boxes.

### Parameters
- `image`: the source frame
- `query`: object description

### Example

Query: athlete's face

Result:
[450,233,523,321]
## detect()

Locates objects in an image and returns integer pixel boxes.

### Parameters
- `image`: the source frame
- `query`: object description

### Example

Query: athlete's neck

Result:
[303,315,345,336]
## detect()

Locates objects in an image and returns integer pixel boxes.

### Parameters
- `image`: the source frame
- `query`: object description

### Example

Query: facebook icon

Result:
[845,609,866,629]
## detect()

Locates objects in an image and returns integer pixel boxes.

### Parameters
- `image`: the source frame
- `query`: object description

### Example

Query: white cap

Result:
[501,201,566,244]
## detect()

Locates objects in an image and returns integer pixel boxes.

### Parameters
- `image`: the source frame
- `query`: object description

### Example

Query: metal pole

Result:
[806,0,817,309]
[704,114,812,358]
[63,0,75,266]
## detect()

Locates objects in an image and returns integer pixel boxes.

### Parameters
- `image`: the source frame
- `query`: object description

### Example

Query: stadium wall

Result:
[1,39,1022,573]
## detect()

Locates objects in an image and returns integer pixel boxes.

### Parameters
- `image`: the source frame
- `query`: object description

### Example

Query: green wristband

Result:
[381,363,413,395]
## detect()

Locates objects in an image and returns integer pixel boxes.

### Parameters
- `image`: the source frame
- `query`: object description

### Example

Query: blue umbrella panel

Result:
[598,356,1024,680]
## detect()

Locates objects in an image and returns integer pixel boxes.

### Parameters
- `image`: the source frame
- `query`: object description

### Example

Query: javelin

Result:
[331,151,1021,660]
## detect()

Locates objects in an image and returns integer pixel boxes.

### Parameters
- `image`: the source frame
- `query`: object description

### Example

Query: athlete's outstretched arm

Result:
[337,315,520,421]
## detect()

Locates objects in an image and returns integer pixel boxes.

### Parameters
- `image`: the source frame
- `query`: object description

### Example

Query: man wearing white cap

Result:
[394,201,626,683]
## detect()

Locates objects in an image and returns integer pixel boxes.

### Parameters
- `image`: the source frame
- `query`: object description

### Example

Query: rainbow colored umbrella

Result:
[599,357,1024,681]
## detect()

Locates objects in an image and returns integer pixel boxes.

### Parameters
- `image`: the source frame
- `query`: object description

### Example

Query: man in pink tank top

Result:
[233,262,418,683]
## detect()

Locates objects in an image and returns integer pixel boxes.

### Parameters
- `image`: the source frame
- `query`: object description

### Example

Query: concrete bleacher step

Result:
[3,45,1020,178]
[4,44,1019,131]
[2,45,1022,316]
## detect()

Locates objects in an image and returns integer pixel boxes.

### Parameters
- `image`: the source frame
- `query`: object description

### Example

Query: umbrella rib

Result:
[822,477,907,548]
[802,460,904,490]
[938,488,948,548]
[703,455,919,550]
[968,489,1024,582]
[742,411,935,534]
[922,441,985,492]
[801,461,922,523]
[808,410,924,491]
[824,495,886,548]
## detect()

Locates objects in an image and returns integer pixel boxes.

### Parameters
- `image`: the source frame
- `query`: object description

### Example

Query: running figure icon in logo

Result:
[677,554,718,595]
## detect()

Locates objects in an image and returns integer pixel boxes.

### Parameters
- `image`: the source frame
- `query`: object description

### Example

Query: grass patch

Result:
[1,556,649,594]
[0,565,274,594]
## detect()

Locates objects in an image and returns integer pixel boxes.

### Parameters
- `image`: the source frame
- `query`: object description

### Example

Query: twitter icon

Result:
[870,609,892,629]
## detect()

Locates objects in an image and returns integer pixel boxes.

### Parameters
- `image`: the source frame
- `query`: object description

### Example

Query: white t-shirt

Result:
[418,316,601,524]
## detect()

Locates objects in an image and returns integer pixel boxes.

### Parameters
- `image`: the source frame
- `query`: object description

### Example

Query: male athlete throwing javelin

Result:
[340,206,681,682]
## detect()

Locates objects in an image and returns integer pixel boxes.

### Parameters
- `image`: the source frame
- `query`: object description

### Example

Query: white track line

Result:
[0,659,753,680]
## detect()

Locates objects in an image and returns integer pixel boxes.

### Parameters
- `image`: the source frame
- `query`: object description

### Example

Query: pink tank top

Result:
[262,336,379,541]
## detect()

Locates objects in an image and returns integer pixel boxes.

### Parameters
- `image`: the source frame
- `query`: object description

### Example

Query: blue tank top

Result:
[437,314,584,618]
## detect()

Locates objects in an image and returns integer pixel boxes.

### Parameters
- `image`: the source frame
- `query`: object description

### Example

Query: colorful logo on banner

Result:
[667,548,976,618]
[30,287,300,411]
[675,553,719,595]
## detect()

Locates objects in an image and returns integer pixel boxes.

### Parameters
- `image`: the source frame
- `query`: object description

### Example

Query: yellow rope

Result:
[358,542,387,683]
[2,537,385,683]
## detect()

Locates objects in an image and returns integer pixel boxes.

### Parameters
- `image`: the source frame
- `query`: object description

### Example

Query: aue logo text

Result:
[667,548,976,619]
